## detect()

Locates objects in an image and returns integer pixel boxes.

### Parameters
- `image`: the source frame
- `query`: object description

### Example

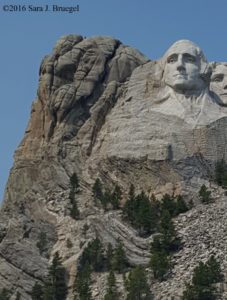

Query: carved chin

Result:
[170,82,197,91]
[220,95,227,105]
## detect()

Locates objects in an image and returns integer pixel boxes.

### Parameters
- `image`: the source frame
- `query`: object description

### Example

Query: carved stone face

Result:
[163,40,206,92]
[210,64,227,104]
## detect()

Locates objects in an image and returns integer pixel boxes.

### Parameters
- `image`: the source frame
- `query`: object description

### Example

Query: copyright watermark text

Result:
[2,4,80,13]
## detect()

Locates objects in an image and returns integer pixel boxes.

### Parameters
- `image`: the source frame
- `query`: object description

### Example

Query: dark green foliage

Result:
[125,266,153,300]
[150,249,170,281]
[104,270,118,300]
[101,190,112,210]
[69,173,80,220]
[134,192,158,236]
[150,235,170,281]
[92,178,103,203]
[70,173,79,191]
[110,185,122,209]
[199,185,212,204]
[106,243,114,270]
[128,184,135,204]
[92,179,122,210]
[111,241,128,273]
[206,255,224,284]
[43,252,68,300]
[161,194,188,217]
[182,283,215,300]
[215,159,227,187]
[182,256,223,300]
[123,184,136,224]
[159,210,180,252]
[70,199,80,220]
[82,223,89,235]
[123,187,188,237]
[36,231,47,255]
[192,256,223,287]
[66,238,73,248]
[31,282,44,300]
[0,288,10,300]
[79,238,105,272]
[175,195,188,215]
[74,262,92,300]
[150,211,180,280]
[161,194,176,217]
[123,189,159,236]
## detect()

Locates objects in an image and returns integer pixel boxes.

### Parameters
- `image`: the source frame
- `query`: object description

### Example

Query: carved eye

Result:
[212,75,224,82]
[167,55,177,63]
[184,54,196,63]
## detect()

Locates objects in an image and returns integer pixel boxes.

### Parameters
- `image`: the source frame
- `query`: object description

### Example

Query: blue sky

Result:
[1,0,227,201]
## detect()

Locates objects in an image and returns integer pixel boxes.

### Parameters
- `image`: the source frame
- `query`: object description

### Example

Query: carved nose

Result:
[177,65,185,72]
[223,78,227,89]
[176,56,185,71]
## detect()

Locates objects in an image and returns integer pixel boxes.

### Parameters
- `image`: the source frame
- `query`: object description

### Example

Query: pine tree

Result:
[129,184,135,200]
[69,173,80,219]
[43,252,67,300]
[215,159,227,187]
[31,282,44,300]
[123,184,136,223]
[104,270,118,300]
[126,266,153,300]
[150,250,170,281]
[175,195,188,215]
[134,191,156,236]
[106,243,114,270]
[79,237,105,272]
[182,256,223,300]
[161,194,176,217]
[70,172,79,191]
[123,188,159,236]
[111,185,122,209]
[150,209,180,282]
[112,241,128,273]
[0,288,10,300]
[15,292,21,300]
[70,199,80,219]
[101,190,111,210]
[150,235,170,281]
[199,185,212,204]
[36,231,47,255]
[206,255,224,284]
[92,178,103,202]
[74,261,92,300]
[159,210,180,252]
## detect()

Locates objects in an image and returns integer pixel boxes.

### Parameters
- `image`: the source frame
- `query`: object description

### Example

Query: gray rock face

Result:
[1,36,227,299]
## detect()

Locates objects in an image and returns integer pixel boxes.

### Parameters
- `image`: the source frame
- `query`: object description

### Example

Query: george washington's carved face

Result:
[162,40,207,93]
[210,64,227,105]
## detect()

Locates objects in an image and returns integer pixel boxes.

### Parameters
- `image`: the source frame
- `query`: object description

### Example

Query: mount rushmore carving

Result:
[2,36,227,299]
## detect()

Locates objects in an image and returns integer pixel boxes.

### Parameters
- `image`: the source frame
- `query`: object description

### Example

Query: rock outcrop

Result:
[1,35,227,299]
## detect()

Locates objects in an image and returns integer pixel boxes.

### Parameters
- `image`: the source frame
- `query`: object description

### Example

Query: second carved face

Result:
[210,64,227,105]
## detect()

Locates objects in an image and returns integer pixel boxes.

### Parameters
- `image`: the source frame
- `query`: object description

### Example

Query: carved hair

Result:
[210,62,227,70]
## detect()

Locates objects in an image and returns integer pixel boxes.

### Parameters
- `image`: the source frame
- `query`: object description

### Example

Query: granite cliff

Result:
[1,35,227,299]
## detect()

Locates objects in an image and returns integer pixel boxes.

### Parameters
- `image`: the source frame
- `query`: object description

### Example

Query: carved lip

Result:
[220,93,227,96]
